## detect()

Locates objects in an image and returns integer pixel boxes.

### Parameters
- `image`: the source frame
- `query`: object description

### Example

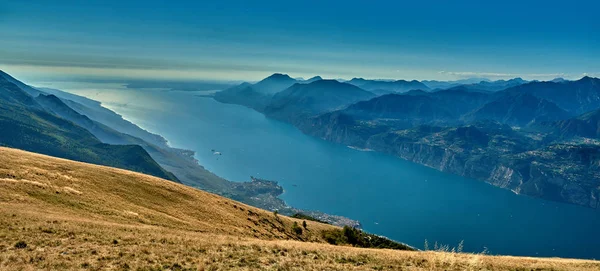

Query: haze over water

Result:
[50,82,600,259]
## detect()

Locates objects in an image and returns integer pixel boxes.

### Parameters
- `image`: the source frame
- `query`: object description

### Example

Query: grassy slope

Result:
[1,147,598,270]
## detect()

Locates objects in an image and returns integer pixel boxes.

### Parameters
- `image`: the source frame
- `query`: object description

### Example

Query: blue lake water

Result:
[51,83,600,259]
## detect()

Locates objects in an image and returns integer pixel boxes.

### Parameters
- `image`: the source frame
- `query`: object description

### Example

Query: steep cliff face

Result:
[487,165,523,191]
[389,143,600,208]
[300,117,600,208]
[297,112,387,147]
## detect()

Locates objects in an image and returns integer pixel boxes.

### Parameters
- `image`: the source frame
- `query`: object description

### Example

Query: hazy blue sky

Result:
[1,0,598,82]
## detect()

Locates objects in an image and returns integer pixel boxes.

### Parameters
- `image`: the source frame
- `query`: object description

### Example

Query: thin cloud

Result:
[438,71,568,79]
[582,72,600,78]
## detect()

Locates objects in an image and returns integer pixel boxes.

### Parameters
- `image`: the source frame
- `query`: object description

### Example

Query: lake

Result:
[45,82,600,259]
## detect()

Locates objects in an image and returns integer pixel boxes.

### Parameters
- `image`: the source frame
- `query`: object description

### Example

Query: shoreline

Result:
[88,92,363,228]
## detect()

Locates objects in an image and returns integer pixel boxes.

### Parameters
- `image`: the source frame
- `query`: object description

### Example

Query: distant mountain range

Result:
[500,77,600,114]
[422,78,492,89]
[216,73,533,110]
[473,78,528,91]
[346,78,430,94]
[215,74,600,208]
[423,77,538,92]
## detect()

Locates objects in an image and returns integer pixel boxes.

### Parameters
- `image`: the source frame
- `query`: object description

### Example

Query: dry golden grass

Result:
[1,147,598,270]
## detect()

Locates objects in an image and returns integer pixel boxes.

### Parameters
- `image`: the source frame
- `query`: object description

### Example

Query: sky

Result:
[0,0,599,82]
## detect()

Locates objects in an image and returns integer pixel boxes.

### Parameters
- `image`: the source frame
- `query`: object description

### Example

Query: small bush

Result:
[302,220,307,229]
[292,222,303,235]
[14,241,27,249]
[343,226,359,244]
[322,230,346,245]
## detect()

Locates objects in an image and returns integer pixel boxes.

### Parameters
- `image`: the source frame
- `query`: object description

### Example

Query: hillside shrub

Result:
[14,241,27,249]
[292,222,303,235]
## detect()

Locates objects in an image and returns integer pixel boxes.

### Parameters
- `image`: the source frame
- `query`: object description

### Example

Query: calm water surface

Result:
[48,82,600,259]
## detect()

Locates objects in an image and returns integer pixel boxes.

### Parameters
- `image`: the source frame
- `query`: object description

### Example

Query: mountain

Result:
[0,70,43,97]
[34,94,180,164]
[422,78,527,91]
[264,79,375,123]
[41,87,170,148]
[343,94,455,124]
[499,77,600,114]
[466,78,528,92]
[296,88,493,146]
[438,85,492,94]
[347,78,430,94]
[403,89,430,96]
[317,87,492,128]
[35,93,132,144]
[304,76,323,83]
[541,109,600,139]
[427,87,492,115]
[464,93,571,126]
[0,75,41,108]
[0,76,178,182]
[214,73,300,111]
[252,73,299,94]
[421,77,490,89]
[214,82,273,111]
[296,93,459,147]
